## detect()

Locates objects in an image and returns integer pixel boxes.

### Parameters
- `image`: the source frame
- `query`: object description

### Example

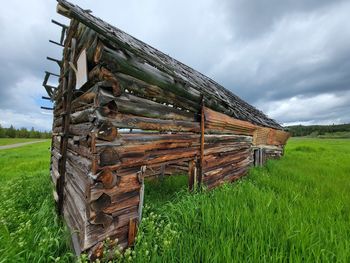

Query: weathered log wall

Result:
[47,0,289,259]
[202,135,253,189]
[253,146,284,167]
[253,127,290,146]
[52,83,256,255]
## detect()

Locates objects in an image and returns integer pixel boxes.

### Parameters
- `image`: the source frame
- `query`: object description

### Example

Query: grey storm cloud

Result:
[218,0,346,39]
[0,0,349,130]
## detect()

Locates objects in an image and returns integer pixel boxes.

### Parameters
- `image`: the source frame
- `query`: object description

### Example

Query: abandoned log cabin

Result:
[44,0,290,258]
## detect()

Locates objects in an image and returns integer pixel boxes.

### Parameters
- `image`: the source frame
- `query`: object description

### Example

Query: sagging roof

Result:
[56,0,283,130]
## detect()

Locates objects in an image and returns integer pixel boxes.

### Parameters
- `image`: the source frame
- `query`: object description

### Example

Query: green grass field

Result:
[0,138,349,262]
[0,138,46,146]
[317,131,350,139]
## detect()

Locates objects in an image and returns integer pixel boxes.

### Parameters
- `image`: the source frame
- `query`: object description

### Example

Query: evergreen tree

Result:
[6,125,16,138]
[0,124,5,138]
[18,127,29,138]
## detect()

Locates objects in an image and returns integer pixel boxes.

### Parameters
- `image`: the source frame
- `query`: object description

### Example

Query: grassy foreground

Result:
[0,141,73,262]
[0,139,349,262]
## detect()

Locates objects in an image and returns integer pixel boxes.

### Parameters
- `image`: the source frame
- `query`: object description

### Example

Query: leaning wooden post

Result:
[198,95,205,188]
[188,159,196,191]
[128,218,138,247]
[138,166,146,220]
[128,165,146,246]
[57,37,76,215]
[159,163,165,181]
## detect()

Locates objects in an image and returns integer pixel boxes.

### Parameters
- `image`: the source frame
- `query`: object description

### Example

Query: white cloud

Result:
[258,92,350,125]
[0,0,349,130]
[0,76,53,130]
[0,109,52,131]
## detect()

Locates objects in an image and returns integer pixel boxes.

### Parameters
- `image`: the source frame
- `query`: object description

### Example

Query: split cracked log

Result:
[91,193,111,212]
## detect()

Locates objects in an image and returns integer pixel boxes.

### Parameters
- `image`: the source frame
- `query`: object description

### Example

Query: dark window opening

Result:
[143,162,190,208]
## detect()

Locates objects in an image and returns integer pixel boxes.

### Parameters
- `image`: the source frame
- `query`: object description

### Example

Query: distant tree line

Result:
[0,125,51,139]
[286,123,350,137]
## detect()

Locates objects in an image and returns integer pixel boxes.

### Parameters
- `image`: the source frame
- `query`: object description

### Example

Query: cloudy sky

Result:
[1,0,349,130]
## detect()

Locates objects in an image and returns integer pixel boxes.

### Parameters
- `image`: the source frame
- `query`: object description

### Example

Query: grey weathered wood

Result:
[46,1,290,259]
[56,0,283,130]
[57,37,77,215]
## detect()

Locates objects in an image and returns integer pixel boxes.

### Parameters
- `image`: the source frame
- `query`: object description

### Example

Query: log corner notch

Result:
[47,0,290,259]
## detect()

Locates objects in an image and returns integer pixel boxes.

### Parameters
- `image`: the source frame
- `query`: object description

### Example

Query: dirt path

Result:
[0,140,48,150]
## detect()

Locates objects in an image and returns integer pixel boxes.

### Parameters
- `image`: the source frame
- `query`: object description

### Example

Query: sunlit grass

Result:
[0,139,349,262]
[136,138,350,262]
[0,141,73,263]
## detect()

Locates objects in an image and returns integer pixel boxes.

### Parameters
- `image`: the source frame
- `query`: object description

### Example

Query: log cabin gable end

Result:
[45,0,290,258]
